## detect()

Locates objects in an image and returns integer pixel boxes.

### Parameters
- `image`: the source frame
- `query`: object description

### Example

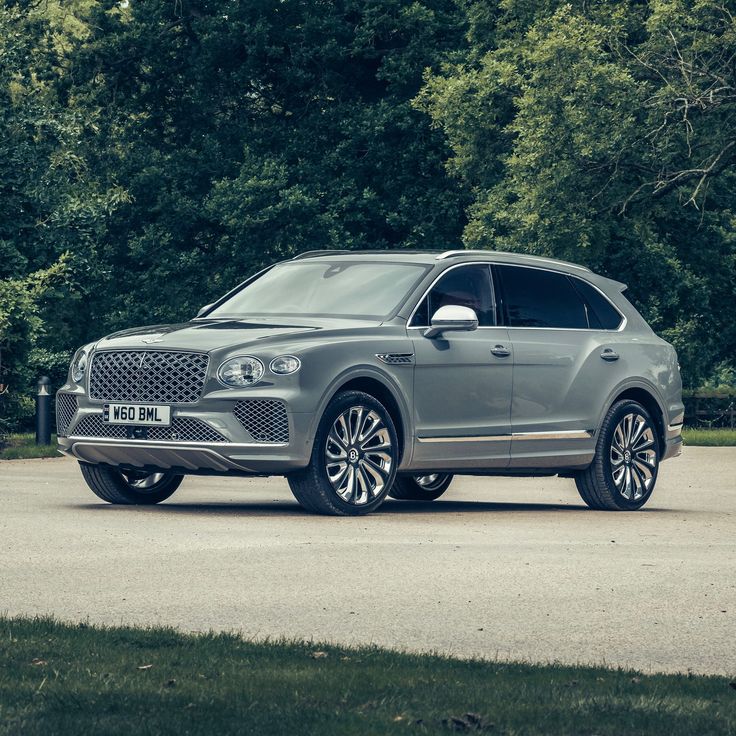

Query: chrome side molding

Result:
[417,429,594,443]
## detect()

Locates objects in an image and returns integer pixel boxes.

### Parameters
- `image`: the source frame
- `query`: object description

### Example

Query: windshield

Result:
[207,261,430,320]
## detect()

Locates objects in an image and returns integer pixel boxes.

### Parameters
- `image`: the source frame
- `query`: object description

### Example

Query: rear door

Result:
[494,264,625,467]
[409,264,512,469]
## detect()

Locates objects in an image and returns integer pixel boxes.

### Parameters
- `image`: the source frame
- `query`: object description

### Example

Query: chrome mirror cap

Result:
[423,305,479,338]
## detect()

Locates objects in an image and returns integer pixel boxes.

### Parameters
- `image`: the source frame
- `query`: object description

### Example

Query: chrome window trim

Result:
[406,261,627,333]
[417,430,594,443]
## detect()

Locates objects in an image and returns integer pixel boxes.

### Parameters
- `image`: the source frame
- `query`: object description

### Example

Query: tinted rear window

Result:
[570,278,623,330]
[498,265,588,329]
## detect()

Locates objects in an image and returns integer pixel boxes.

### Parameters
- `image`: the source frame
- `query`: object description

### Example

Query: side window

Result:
[410,265,495,327]
[498,265,588,329]
[570,277,623,330]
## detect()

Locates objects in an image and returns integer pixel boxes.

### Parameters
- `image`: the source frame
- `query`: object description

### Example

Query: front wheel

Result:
[389,473,453,501]
[287,390,399,515]
[79,463,183,505]
[575,400,660,510]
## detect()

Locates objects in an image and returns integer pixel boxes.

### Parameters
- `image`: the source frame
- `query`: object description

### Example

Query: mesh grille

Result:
[72,414,227,443]
[376,353,414,365]
[89,350,209,404]
[233,399,289,443]
[74,415,127,439]
[55,393,78,436]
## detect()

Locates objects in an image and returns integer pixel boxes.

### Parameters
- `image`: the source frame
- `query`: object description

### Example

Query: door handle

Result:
[491,345,511,358]
[600,348,619,362]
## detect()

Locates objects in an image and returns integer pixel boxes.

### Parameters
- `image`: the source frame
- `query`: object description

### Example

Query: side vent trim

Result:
[376,353,415,365]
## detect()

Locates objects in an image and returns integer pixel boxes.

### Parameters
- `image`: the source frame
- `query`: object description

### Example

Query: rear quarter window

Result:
[570,278,623,330]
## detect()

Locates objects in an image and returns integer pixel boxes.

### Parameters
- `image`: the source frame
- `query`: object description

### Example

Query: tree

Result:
[418,0,736,386]
[0,3,117,430]
[64,0,469,330]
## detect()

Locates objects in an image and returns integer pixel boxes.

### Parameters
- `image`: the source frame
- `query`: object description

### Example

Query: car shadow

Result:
[70,498,676,517]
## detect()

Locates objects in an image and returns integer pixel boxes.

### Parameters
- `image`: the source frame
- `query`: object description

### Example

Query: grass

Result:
[0,617,734,736]
[682,428,736,446]
[0,433,59,460]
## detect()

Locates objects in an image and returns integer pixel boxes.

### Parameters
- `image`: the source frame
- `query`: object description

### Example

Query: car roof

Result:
[291,249,593,275]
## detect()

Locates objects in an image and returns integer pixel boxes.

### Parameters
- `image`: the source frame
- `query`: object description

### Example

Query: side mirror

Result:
[423,305,478,339]
[195,303,214,318]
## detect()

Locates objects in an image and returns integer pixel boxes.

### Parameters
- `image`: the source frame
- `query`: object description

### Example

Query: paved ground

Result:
[1,448,734,675]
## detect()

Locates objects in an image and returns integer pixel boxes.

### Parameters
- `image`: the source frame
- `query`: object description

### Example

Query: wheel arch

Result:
[313,369,411,464]
[603,384,666,452]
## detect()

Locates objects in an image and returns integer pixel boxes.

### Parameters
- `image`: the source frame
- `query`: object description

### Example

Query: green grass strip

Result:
[682,428,736,446]
[0,616,733,735]
[0,434,59,460]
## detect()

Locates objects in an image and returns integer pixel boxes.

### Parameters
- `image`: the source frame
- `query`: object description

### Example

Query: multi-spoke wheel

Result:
[575,399,660,510]
[287,390,399,515]
[609,412,658,501]
[79,463,183,505]
[389,472,453,501]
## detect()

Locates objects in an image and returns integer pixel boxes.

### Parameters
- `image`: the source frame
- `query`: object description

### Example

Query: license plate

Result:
[103,403,171,426]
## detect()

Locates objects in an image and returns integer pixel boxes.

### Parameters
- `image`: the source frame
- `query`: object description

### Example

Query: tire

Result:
[575,400,660,511]
[389,473,453,501]
[287,390,399,515]
[79,463,183,505]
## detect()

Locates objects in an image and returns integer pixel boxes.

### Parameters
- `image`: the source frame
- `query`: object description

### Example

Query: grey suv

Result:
[57,250,683,515]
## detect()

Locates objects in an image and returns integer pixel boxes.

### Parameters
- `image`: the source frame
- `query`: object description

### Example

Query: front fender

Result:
[308,365,414,466]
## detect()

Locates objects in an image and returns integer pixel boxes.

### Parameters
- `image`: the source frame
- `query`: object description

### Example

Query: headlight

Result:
[217,356,264,387]
[270,355,301,375]
[71,348,89,383]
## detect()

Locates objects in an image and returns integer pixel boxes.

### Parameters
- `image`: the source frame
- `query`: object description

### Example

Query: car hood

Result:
[95,317,380,352]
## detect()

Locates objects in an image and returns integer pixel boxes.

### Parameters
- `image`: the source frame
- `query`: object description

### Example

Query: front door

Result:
[409,264,513,469]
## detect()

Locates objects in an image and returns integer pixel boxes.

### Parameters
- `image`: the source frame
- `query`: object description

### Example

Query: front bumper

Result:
[57,386,314,475]
[58,435,311,475]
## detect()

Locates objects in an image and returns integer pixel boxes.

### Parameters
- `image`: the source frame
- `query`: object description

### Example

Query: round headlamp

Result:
[270,355,301,375]
[217,356,265,387]
[71,348,89,383]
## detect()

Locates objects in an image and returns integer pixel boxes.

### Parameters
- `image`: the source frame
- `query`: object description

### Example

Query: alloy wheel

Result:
[414,474,448,492]
[325,406,393,505]
[609,413,658,501]
[122,470,167,490]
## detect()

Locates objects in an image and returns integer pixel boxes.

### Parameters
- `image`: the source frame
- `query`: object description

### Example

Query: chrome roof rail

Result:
[291,250,354,260]
[435,249,592,273]
[436,250,494,260]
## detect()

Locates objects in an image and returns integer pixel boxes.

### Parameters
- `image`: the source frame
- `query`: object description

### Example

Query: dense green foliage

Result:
[1,0,734,430]
[419,0,736,386]
[2,616,735,735]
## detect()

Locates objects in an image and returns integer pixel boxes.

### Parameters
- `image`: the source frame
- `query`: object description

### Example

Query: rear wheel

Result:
[575,400,659,510]
[288,390,399,515]
[389,473,453,501]
[79,463,183,505]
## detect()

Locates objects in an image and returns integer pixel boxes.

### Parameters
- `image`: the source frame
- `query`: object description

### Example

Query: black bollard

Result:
[36,376,52,446]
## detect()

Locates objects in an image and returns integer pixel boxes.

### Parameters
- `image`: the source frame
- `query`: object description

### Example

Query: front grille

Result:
[89,350,209,404]
[233,399,289,443]
[74,415,127,439]
[56,393,79,436]
[72,414,227,443]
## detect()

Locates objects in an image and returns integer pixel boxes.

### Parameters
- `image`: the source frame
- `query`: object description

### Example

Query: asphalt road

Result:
[1,448,734,675]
